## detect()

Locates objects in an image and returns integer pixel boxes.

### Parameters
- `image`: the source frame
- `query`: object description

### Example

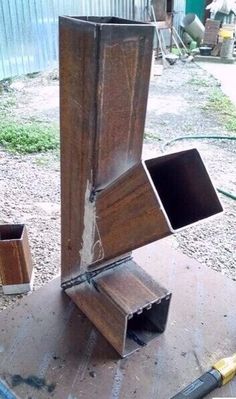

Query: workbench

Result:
[0,239,235,399]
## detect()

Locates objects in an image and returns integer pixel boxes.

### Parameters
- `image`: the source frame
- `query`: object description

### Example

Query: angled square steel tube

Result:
[92,149,223,269]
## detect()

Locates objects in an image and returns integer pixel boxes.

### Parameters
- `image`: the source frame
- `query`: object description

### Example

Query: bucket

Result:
[182,13,205,44]
[220,38,234,58]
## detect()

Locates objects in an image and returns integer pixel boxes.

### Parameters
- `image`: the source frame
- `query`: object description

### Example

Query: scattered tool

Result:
[171,353,236,399]
[150,4,169,67]
[150,5,191,65]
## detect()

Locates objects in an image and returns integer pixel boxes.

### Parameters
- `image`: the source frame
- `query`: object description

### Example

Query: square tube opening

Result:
[0,224,24,241]
[125,297,170,353]
[71,16,147,25]
[145,149,223,230]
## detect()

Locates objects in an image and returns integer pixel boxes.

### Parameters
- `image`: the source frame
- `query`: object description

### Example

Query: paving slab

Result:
[195,55,235,64]
[197,61,236,106]
[0,239,235,399]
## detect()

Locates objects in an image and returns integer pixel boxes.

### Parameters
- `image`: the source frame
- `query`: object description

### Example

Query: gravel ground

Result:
[0,151,60,309]
[0,61,235,311]
[145,62,235,280]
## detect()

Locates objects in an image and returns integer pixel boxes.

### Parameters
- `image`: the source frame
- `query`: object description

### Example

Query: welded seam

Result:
[92,24,102,189]
[61,255,131,291]
[79,181,97,270]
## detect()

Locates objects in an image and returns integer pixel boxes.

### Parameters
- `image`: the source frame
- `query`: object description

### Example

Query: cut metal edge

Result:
[142,148,224,234]
[2,270,34,295]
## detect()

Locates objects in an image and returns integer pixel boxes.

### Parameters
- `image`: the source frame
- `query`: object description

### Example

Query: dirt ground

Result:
[0,61,235,311]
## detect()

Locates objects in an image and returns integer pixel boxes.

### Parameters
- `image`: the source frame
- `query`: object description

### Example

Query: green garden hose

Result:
[217,188,236,201]
[162,135,236,152]
[162,135,236,201]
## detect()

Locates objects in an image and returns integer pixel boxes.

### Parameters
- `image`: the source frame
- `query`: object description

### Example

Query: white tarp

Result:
[206,0,236,15]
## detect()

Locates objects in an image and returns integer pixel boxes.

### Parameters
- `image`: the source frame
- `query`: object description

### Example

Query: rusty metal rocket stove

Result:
[59,16,223,357]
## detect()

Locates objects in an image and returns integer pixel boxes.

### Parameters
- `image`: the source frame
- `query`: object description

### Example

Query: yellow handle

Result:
[213,353,236,385]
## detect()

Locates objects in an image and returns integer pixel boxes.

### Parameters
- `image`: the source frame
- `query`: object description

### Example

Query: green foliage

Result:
[205,89,236,132]
[206,89,233,111]
[0,121,59,153]
[0,96,16,113]
[144,131,160,140]
[0,79,59,154]
[226,118,236,131]
[0,78,12,94]
[34,157,50,166]
[188,77,213,87]
[171,47,181,56]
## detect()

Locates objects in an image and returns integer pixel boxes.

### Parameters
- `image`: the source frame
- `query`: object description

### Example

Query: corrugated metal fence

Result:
[0,0,151,80]
[173,0,186,32]
[0,0,185,81]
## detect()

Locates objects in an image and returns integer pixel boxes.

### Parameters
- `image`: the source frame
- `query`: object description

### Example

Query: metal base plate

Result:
[0,241,235,398]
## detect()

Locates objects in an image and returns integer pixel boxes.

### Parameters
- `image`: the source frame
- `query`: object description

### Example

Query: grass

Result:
[226,117,236,131]
[171,47,182,56]
[188,77,213,88]
[0,96,16,114]
[182,123,194,133]
[0,74,60,154]
[0,86,59,154]
[34,157,51,166]
[204,88,236,132]
[144,131,160,140]
[0,121,59,153]
[0,78,12,94]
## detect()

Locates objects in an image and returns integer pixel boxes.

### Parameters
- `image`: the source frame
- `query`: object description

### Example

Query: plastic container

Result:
[182,13,205,44]
[220,38,234,59]
[190,40,197,50]
[199,46,212,56]
[219,28,234,39]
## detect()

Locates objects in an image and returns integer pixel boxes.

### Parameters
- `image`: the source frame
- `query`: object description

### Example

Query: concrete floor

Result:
[197,62,236,106]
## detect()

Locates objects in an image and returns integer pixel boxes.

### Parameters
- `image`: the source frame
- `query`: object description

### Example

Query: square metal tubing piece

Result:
[0,224,33,294]
[67,260,171,357]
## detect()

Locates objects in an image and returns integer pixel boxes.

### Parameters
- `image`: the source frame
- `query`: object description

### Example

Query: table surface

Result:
[0,238,235,399]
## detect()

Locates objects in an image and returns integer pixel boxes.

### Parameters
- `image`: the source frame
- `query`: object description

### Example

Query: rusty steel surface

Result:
[60,16,154,282]
[59,16,223,360]
[145,149,223,230]
[93,17,154,189]
[67,260,171,357]
[60,16,222,281]
[59,16,99,282]
[0,241,236,399]
[0,224,33,286]
[93,150,222,268]
[94,162,170,267]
